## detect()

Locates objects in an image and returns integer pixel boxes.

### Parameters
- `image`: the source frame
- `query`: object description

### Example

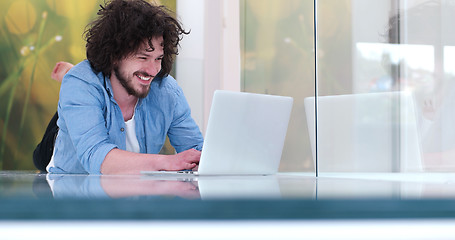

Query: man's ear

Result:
[111,59,118,67]
[110,60,118,74]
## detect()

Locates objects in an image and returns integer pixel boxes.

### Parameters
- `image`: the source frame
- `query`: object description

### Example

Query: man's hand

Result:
[51,61,74,82]
[164,148,201,171]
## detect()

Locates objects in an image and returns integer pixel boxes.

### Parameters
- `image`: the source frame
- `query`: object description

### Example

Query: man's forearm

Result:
[100,148,201,175]
[100,148,165,175]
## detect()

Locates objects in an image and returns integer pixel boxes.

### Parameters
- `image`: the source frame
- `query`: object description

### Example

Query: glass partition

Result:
[241,0,455,174]
[241,0,315,172]
[317,0,455,173]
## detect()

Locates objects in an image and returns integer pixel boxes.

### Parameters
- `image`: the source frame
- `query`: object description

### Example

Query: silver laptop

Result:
[142,90,293,176]
[304,91,423,172]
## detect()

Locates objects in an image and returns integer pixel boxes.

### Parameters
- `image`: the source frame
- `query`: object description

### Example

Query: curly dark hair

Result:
[84,0,189,78]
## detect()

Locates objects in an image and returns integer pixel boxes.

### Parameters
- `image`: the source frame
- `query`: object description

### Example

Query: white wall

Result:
[176,0,240,134]
[176,0,205,132]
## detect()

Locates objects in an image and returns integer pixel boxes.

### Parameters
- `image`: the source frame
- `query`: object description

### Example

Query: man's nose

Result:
[145,61,161,77]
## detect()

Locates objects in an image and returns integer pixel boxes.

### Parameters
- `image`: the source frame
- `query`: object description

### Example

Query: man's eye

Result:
[138,57,147,60]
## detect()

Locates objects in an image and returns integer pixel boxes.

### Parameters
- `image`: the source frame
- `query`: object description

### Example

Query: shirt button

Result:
[120,128,125,132]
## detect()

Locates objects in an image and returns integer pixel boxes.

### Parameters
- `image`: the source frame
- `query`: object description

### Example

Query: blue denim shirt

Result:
[49,60,204,174]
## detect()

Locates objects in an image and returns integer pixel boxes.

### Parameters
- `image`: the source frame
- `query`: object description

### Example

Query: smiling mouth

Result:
[136,74,151,81]
[134,71,153,84]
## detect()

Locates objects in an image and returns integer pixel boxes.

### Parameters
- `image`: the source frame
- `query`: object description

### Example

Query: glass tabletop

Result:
[2,171,455,220]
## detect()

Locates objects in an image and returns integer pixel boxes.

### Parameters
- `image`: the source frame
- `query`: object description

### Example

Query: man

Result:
[41,0,203,174]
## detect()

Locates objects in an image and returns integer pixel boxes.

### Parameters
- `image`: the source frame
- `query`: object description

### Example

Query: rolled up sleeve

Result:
[58,73,117,174]
[167,85,204,153]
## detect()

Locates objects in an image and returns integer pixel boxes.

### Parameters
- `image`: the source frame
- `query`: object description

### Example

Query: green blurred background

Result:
[0,0,175,170]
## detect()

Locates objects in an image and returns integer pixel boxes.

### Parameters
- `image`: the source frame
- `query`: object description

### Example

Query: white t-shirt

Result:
[125,114,140,153]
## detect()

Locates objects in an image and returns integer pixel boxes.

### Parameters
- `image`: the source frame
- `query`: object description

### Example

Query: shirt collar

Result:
[103,75,115,99]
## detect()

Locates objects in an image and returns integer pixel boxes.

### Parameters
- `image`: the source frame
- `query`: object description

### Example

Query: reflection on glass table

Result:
[46,174,200,199]
[8,172,455,201]
[30,173,316,200]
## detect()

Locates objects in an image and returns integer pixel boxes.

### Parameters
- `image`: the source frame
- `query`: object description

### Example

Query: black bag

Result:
[33,112,59,172]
